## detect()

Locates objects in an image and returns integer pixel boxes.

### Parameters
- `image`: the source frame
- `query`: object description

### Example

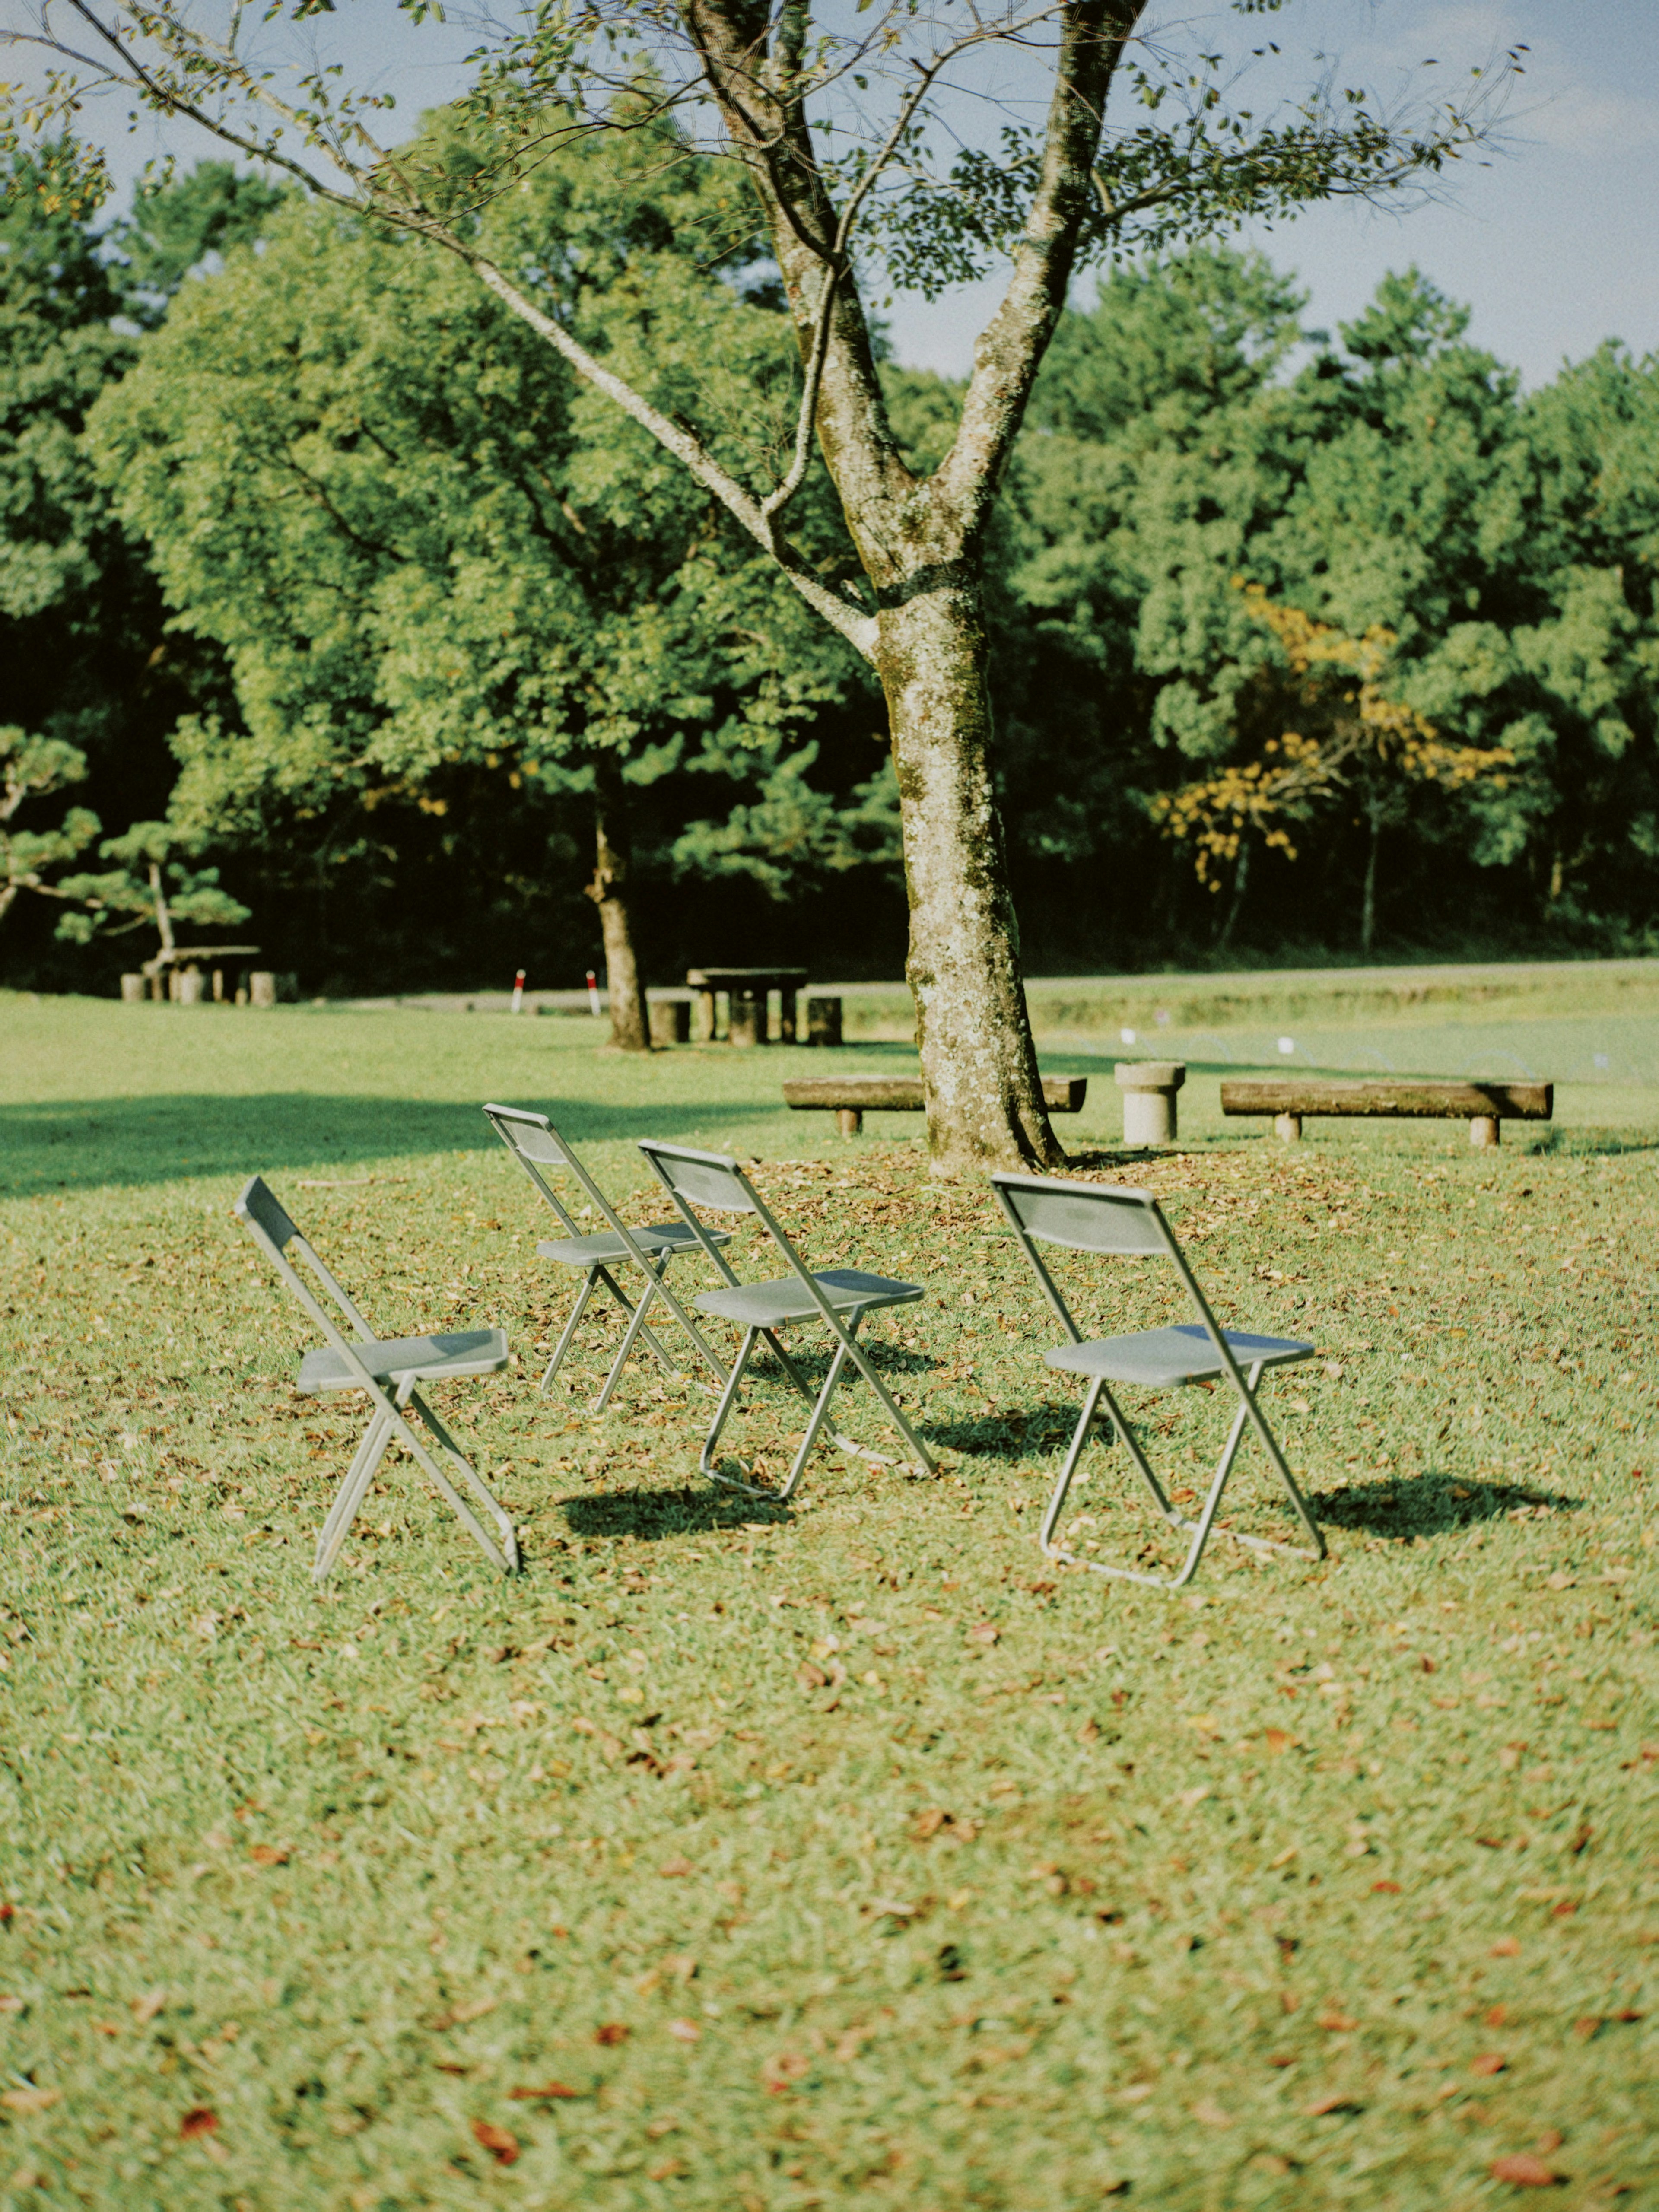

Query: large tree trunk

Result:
[878,574,1062,1173]
[585,764,650,1052]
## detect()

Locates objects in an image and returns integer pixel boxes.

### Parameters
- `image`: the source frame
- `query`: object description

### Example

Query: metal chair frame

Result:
[483,1104,731,1409]
[638,1140,935,1503]
[234,1176,519,1581]
[991,1172,1325,1590]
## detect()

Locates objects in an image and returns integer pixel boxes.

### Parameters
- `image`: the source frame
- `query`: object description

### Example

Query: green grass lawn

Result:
[1,990,1655,2211]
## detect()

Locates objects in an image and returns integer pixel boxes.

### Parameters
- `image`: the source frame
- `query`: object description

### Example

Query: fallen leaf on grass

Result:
[1490,2153,1565,2186]
[179,2107,218,2139]
[430,1998,497,2029]
[1491,1937,1522,1958]
[966,1623,999,1646]
[1263,1729,1299,1756]
[1472,2053,1507,2075]
[666,2019,700,2043]
[595,2024,629,2045]
[508,2082,583,2101]
[658,1856,694,1878]
[0,2088,59,2113]
[131,1991,166,2023]
[762,2050,811,2094]
[0,1996,24,2015]
[1192,2100,1233,2127]
[1305,2093,1362,2117]
[1371,1880,1402,1894]
[471,2119,519,2166]
[248,1844,289,1867]
[648,2156,687,2182]
[1316,2009,1357,2033]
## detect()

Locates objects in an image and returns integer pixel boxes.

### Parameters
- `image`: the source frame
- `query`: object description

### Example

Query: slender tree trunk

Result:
[1217,836,1251,952]
[877,573,1062,1173]
[585,765,650,1052]
[1360,803,1382,956]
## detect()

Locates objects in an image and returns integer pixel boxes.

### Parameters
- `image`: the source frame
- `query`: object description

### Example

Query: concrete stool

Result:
[1116,1061,1185,1145]
[249,970,278,1008]
[806,994,842,1047]
[120,973,146,1004]
[648,994,691,1046]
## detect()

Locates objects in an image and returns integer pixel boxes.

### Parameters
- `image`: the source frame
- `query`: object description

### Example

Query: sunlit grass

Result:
[1,990,1655,2208]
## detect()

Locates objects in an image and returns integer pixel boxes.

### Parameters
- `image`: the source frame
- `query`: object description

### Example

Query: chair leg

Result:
[313,1403,395,1580]
[405,1389,521,1572]
[700,1328,764,1491]
[540,1269,600,1392]
[1040,1363,1322,1592]
[775,1329,859,1503]
[1039,1377,1108,1559]
[590,1264,679,1380]
[592,1262,671,1412]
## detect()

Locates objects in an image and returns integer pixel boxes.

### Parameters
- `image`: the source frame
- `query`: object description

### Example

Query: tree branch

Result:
[934,0,1143,528]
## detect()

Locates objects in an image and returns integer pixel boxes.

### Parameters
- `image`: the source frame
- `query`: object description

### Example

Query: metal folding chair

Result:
[483,1104,731,1408]
[636,1141,935,1502]
[235,1176,519,1581]
[991,1172,1325,1590]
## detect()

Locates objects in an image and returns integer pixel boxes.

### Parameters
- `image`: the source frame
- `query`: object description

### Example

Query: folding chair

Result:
[483,1104,731,1408]
[990,1173,1325,1590]
[637,1140,935,1503]
[235,1176,519,1581]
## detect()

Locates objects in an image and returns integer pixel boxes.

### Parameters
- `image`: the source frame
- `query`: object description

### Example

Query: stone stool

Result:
[1115,1061,1185,1145]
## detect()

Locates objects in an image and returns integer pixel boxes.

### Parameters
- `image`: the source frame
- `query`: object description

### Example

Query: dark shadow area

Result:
[557,1485,791,1542]
[1309,1469,1582,1541]
[1519,1128,1659,1158]
[925,1402,1085,1462]
[0,1092,788,1199]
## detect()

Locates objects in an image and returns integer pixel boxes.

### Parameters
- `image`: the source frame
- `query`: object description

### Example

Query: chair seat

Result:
[536,1221,730,1268]
[1045,1322,1313,1389]
[697,1267,924,1328]
[297,1328,510,1393]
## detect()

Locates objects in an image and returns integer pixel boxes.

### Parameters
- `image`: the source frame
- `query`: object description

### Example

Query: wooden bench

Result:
[1221,1077,1553,1149]
[784,1074,1087,1137]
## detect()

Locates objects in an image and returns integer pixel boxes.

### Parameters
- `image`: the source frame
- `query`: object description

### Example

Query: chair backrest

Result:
[991,1170,1222,1351]
[238,1173,300,1255]
[234,1174,377,1355]
[483,1103,582,1235]
[993,1173,1171,1258]
[644,1136,874,1313]
[636,1140,758,1217]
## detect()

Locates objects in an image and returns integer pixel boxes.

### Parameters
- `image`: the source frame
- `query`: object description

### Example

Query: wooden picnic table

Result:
[686,966,810,1045]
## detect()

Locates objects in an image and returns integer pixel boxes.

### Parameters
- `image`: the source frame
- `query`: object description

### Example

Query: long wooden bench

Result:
[1221,1077,1553,1149]
[784,1074,1087,1137]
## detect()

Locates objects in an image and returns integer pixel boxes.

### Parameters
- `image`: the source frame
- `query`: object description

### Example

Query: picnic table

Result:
[687,966,810,1046]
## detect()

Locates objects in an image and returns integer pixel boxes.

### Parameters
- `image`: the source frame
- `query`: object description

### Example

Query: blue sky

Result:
[29,0,1659,388]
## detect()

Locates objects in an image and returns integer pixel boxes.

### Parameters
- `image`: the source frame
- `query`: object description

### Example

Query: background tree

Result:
[0,140,279,984]
[1152,589,1513,952]
[2,0,1508,1164]
[54,818,252,973]
[89,118,878,1047]
[0,727,100,925]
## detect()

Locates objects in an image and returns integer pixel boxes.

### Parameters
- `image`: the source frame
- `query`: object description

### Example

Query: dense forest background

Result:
[4,134,1656,995]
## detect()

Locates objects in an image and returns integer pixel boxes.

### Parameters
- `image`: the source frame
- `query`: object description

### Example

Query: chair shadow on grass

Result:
[558,1485,794,1543]
[1308,1468,1582,1541]
[553,1342,945,1543]
[0,1091,788,1199]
